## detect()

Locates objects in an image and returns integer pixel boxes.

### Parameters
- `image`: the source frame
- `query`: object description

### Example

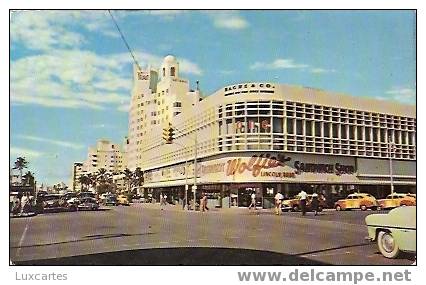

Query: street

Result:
[10,204,415,265]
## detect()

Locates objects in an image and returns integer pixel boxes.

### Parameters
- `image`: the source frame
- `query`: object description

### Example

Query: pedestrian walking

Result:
[11,195,21,215]
[274,191,284,215]
[21,192,30,214]
[203,195,209,211]
[311,192,319,216]
[248,192,257,211]
[200,194,209,212]
[298,189,308,216]
[160,193,166,210]
[182,196,187,210]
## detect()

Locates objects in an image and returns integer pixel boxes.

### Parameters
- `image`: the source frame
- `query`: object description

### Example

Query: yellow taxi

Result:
[378,193,416,209]
[117,194,130,206]
[334,193,379,211]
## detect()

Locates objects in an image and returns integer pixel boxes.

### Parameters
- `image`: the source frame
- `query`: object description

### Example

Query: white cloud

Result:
[310,68,337,74]
[10,147,44,158]
[145,10,186,20]
[10,10,124,52]
[16,135,85,150]
[90,123,117,129]
[117,103,130,112]
[250,58,337,75]
[209,12,249,30]
[10,10,86,51]
[11,48,203,110]
[385,87,416,103]
[10,49,131,110]
[219,70,235,75]
[250,58,309,70]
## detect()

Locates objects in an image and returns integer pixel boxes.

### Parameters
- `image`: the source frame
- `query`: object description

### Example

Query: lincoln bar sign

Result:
[143,152,357,185]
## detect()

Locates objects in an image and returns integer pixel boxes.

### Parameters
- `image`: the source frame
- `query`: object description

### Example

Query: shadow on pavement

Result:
[14,247,331,266]
[10,232,155,249]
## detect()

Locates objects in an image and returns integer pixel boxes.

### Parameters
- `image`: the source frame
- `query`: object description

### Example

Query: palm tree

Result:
[78,174,91,191]
[122,168,133,193]
[22,171,35,187]
[95,168,113,194]
[132,167,144,194]
[13,157,29,185]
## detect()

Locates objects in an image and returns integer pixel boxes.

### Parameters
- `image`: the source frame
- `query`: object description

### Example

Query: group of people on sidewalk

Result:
[10,192,33,216]
[161,193,210,212]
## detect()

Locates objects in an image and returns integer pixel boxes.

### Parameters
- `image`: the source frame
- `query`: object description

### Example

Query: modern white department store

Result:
[129,56,416,208]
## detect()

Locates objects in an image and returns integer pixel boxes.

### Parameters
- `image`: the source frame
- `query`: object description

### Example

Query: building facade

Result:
[129,56,416,208]
[82,139,125,174]
[126,55,200,170]
[72,139,125,192]
[71,162,84,192]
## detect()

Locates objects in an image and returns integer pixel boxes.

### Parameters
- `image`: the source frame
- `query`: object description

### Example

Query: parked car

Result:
[334,193,379,211]
[77,197,99,211]
[377,193,416,209]
[365,206,416,258]
[78,191,97,201]
[281,194,327,212]
[104,195,118,206]
[117,194,130,206]
[41,194,76,212]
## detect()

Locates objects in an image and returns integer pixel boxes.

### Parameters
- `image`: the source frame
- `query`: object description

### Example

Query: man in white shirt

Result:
[248,192,256,210]
[298,189,308,216]
[274,191,284,215]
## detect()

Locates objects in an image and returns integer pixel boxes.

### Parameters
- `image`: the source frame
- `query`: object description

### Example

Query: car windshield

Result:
[43,195,62,201]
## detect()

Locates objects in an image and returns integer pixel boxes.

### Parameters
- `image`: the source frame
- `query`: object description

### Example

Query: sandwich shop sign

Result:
[198,153,357,183]
[144,152,357,184]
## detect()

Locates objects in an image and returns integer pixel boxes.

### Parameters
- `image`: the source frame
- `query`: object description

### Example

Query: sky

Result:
[9,10,416,186]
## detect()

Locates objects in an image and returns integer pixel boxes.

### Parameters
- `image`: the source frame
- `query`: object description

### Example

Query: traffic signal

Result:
[162,123,175,144]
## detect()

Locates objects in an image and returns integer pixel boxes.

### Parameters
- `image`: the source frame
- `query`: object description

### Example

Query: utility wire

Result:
[108,10,142,72]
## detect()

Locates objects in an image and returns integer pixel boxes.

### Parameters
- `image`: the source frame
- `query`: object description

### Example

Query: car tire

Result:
[335,205,342,211]
[360,205,367,211]
[292,205,299,212]
[317,206,323,212]
[377,231,400,259]
[371,206,378,211]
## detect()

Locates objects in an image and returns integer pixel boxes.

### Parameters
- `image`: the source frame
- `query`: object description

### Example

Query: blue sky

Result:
[10,10,416,186]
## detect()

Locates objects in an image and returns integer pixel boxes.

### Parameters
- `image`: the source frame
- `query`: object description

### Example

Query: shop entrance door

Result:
[238,187,261,207]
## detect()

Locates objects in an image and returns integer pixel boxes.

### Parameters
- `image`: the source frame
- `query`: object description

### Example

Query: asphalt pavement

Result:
[10,203,415,265]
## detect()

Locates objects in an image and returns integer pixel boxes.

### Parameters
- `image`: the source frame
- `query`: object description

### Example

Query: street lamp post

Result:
[193,132,198,211]
[170,129,198,211]
[388,136,395,196]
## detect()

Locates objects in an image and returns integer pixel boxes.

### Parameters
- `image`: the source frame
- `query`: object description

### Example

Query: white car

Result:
[365,206,416,258]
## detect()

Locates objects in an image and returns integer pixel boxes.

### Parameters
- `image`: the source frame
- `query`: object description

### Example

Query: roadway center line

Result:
[16,220,30,257]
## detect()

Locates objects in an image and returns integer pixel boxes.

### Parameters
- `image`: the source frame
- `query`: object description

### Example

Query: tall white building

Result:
[125,55,415,208]
[127,55,200,170]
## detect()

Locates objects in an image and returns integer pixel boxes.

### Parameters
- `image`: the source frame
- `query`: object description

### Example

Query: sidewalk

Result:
[10,212,37,218]
[131,202,270,214]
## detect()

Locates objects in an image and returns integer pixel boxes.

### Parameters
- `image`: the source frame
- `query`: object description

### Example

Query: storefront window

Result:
[296,120,303,135]
[247,117,259,133]
[306,120,312,136]
[287,118,294,134]
[273,117,283,133]
[260,117,271,133]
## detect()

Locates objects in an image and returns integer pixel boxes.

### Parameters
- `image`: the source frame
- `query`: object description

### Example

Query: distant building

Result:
[82,139,124,174]
[72,162,84,192]
[72,139,125,192]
